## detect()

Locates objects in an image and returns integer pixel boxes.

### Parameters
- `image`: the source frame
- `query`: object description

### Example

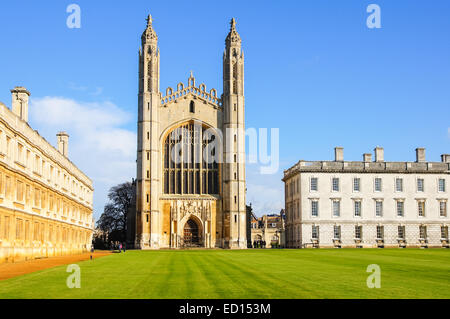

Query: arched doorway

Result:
[183,218,201,247]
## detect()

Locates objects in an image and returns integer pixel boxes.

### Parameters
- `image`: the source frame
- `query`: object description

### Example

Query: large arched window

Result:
[163,122,219,195]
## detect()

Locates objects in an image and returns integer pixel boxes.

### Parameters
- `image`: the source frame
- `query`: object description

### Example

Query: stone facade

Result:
[130,15,247,249]
[250,211,285,248]
[0,87,94,263]
[283,147,450,248]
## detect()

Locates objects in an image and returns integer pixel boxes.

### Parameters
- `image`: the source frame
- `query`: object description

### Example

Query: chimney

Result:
[442,154,450,163]
[374,147,384,162]
[415,147,426,163]
[363,153,372,162]
[57,132,69,157]
[10,86,31,122]
[334,147,344,161]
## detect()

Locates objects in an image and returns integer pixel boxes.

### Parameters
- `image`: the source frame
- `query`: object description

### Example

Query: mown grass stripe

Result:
[0,249,448,299]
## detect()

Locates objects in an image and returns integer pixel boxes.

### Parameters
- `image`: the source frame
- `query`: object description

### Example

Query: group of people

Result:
[253,240,266,248]
[110,241,126,253]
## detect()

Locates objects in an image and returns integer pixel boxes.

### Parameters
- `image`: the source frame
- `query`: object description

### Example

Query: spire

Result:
[225,17,241,47]
[142,13,157,43]
[146,14,152,27]
[230,18,236,31]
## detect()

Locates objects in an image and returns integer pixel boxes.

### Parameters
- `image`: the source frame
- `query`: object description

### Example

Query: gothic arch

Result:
[188,77,195,87]
[181,214,203,247]
[181,213,203,232]
[159,118,221,143]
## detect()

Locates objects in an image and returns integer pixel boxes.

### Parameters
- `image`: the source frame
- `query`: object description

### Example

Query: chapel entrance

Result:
[183,218,201,247]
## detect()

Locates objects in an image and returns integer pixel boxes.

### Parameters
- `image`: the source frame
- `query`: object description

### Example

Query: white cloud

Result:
[31,97,131,129]
[29,97,136,221]
[247,183,284,216]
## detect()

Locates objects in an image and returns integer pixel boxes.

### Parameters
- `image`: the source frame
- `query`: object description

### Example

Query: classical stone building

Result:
[0,87,94,263]
[250,211,285,248]
[283,147,449,248]
[128,15,247,249]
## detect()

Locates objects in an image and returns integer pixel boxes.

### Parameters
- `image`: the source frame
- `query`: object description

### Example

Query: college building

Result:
[250,210,285,248]
[127,15,247,249]
[283,147,449,248]
[0,87,94,263]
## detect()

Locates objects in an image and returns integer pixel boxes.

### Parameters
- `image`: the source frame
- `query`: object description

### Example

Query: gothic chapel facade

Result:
[129,15,247,249]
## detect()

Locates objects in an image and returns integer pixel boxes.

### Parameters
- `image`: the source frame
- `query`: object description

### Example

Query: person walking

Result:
[90,245,94,260]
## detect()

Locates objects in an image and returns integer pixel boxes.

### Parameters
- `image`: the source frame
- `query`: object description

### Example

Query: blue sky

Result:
[0,0,449,218]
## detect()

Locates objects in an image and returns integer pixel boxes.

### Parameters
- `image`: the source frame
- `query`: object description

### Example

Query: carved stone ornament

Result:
[171,199,212,222]
[225,18,241,46]
[142,14,158,42]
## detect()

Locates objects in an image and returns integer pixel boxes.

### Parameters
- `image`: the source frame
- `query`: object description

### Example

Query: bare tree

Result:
[97,181,134,243]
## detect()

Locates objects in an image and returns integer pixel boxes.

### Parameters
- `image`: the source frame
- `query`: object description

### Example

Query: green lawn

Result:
[0,249,449,299]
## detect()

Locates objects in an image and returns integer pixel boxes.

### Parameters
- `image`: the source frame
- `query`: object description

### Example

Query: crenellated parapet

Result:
[160,72,222,108]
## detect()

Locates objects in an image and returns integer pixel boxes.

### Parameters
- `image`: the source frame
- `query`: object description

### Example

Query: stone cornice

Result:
[0,161,93,211]
[283,160,450,181]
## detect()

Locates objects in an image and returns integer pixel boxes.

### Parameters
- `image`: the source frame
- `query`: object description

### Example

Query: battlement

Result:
[160,73,221,108]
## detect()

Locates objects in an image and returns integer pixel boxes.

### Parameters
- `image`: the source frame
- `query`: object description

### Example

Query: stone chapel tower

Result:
[222,18,247,248]
[136,14,160,248]
[132,15,247,249]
